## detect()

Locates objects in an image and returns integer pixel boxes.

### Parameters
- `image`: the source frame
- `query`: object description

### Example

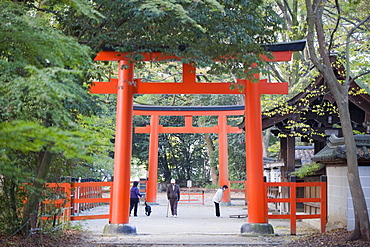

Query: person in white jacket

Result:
[212,185,228,217]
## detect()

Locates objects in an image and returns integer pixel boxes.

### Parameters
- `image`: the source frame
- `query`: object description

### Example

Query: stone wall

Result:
[326,166,348,230]
[347,166,370,231]
[326,166,370,231]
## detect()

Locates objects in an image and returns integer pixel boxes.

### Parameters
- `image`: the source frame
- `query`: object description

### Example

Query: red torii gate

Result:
[91,40,305,234]
[133,105,244,204]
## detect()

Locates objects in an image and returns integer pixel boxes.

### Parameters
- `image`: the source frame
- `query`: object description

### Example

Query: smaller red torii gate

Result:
[90,40,305,235]
[133,106,244,204]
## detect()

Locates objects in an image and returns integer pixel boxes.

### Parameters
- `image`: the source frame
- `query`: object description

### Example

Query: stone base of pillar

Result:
[103,224,136,235]
[240,223,274,236]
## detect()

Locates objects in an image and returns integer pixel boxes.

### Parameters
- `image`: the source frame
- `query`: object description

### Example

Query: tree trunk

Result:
[305,0,370,240]
[203,134,218,185]
[22,149,53,233]
[159,142,171,182]
[262,128,271,157]
[338,100,370,241]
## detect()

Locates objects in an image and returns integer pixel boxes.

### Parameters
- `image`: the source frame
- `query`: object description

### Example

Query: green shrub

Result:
[290,162,324,178]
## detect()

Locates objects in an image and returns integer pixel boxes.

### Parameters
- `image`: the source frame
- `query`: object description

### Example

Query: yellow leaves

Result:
[349,87,367,96]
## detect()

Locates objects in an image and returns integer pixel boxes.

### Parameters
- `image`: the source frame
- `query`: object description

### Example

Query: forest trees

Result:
[0,1,109,233]
[305,0,370,241]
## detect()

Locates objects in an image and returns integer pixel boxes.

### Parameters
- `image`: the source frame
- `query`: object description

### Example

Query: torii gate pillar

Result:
[241,78,273,235]
[104,60,136,235]
[146,115,159,203]
[218,115,230,203]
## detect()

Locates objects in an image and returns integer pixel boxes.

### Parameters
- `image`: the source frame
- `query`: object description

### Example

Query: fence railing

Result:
[42,178,327,235]
[42,182,112,222]
[179,191,205,205]
[69,182,111,221]
[265,176,327,235]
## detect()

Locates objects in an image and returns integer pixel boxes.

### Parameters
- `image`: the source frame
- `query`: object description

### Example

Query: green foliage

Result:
[0,177,26,234]
[157,132,209,183]
[0,0,106,232]
[133,0,224,32]
[0,2,93,71]
[204,183,219,189]
[57,0,282,79]
[290,162,324,179]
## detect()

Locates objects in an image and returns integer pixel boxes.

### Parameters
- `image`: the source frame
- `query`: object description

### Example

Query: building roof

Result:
[238,56,370,142]
[312,134,370,164]
[263,146,314,168]
[295,146,314,165]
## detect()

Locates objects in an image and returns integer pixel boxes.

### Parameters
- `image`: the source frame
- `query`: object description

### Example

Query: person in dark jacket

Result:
[130,181,142,217]
[167,179,180,217]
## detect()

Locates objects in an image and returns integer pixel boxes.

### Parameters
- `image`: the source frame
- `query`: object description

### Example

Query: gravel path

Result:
[71,192,319,246]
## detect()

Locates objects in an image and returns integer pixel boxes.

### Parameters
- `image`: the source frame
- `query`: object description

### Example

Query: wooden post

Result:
[218,115,230,202]
[289,176,297,235]
[147,115,159,203]
[245,79,266,223]
[110,60,134,224]
[320,175,327,233]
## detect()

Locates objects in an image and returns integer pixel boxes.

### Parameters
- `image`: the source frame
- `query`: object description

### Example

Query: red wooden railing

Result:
[265,178,327,235]
[179,191,205,205]
[42,183,72,222]
[42,182,112,221]
[69,182,111,220]
[42,178,326,235]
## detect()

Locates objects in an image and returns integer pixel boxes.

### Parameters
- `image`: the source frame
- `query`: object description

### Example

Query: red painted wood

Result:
[89,79,118,94]
[72,182,112,187]
[72,198,110,203]
[245,78,266,223]
[261,51,293,62]
[133,109,245,116]
[135,125,242,134]
[94,51,180,62]
[218,115,230,202]
[265,181,327,235]
[183,63,196,83]
[71,215,110,220]
[134,78,288,95]
[290,182,297,235]
[320,181,327,233]
[94,51,293,62]
[146,115,159,203]
[110,61,134,224]
[90,79,288,95]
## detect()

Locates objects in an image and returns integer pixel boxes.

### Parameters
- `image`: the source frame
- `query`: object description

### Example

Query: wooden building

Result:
[238,56,370,229]
[312,134,370,230]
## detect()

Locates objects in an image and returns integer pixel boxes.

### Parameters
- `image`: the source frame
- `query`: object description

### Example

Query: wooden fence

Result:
[42,178,327,235]
[265,176,327,234]
[42,182,111,222]
[179,191,205,204]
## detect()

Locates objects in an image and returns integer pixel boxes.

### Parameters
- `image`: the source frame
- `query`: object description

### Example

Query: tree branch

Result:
[328,0,340,52]
[345,14,370,85]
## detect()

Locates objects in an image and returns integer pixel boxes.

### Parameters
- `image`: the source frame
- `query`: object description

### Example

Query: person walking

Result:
[167,179,180,217]
[130,181,142,217]
[212,185,228,217]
